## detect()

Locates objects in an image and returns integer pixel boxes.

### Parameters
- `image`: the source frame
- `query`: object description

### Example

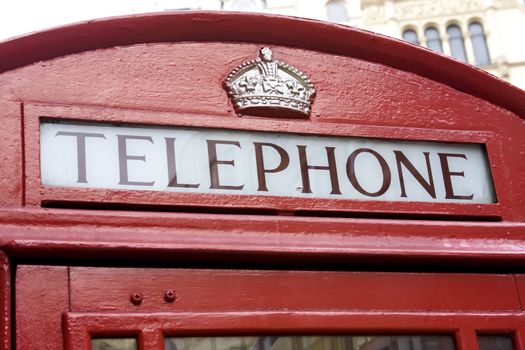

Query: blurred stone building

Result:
[167,0,525,90]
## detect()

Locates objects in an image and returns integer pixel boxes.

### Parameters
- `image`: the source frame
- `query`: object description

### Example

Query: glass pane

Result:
[402,30,420,44]
[478,335,514,350]
[425,28,443,53]
[165,335,455,350]
[92,338,137,350]
[232,0,257,11]
[469,22,491,66]
[446,25,467,61]
[469,22,484,35]
[326,0,349,22]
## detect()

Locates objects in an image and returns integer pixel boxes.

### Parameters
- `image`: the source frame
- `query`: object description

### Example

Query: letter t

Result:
[55,131,106,183]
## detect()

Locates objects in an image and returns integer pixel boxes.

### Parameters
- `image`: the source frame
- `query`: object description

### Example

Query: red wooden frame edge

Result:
[23,104,508,219]
[64,311,525,350]
[0,252,10,350]
[2,213,525,265]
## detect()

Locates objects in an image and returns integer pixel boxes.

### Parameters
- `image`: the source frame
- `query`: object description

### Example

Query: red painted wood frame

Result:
[64,312,525,350]
[23,103,505,218]
[16,265,525,350]
[0,12,523,267]
[0,253,9,350]
[2,11,525,349]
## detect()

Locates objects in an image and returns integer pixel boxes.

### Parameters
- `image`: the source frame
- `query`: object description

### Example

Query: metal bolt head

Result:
[130,292,143,306]
[163,290,176,303]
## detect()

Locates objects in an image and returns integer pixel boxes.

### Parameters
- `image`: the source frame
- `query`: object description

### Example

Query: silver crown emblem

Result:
[225,47,315,118]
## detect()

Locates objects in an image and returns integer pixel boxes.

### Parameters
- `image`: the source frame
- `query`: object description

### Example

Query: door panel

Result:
[64,312,525,350]
[15,266,525,350]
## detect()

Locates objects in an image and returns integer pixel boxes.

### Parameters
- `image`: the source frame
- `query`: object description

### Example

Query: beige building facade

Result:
[359,0,525,90]
[171,0,525,91]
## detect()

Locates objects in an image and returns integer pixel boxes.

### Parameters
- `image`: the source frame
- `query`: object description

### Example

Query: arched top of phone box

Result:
[0,11,523,122]
[0,11,524,221]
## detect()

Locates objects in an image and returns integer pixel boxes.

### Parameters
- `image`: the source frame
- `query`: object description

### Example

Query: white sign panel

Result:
[40,120,495,204]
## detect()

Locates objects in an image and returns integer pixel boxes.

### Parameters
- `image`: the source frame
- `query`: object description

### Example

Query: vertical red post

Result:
[15,266,69,350]
[0,252,9,350]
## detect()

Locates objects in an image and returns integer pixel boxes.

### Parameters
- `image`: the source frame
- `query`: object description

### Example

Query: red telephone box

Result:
[1,11,525,350]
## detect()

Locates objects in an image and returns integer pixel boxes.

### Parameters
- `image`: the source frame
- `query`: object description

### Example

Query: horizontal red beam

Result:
[1,208,525,266]
[69,268,522,313]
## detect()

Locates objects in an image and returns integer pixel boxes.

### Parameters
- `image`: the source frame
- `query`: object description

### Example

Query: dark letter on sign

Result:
[207,140,244,190]
[438,153,474,200]
[347,148,391,197]
[254,142,290,192]
[55,131,106,184]
[394,151,436,198]
[165,137,199,188]
[297,145,341,195]
[117,135,155,186]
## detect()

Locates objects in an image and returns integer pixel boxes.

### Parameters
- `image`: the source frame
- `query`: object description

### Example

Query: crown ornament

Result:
[225,47,315,118]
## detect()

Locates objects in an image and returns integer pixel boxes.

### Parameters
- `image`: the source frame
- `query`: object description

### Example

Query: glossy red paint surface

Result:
[0,12,522,264]
[13,265,525,350]
[69,268,521,312]
[0,12,524,120]
[0,253,9,350]
[0,102,22,207]
[15,266,68,350]
[514,275,525,309]
[0,11,524,350]
[1,209,525,269]
[64,312,525,350]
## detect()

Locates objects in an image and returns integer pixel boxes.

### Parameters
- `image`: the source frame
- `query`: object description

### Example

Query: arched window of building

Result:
[469,22,491,66]
[425,27,443,53]
[326,0,349,22]
[231,0,257,11]
[446,25,467,61]
[402,29,420,44]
